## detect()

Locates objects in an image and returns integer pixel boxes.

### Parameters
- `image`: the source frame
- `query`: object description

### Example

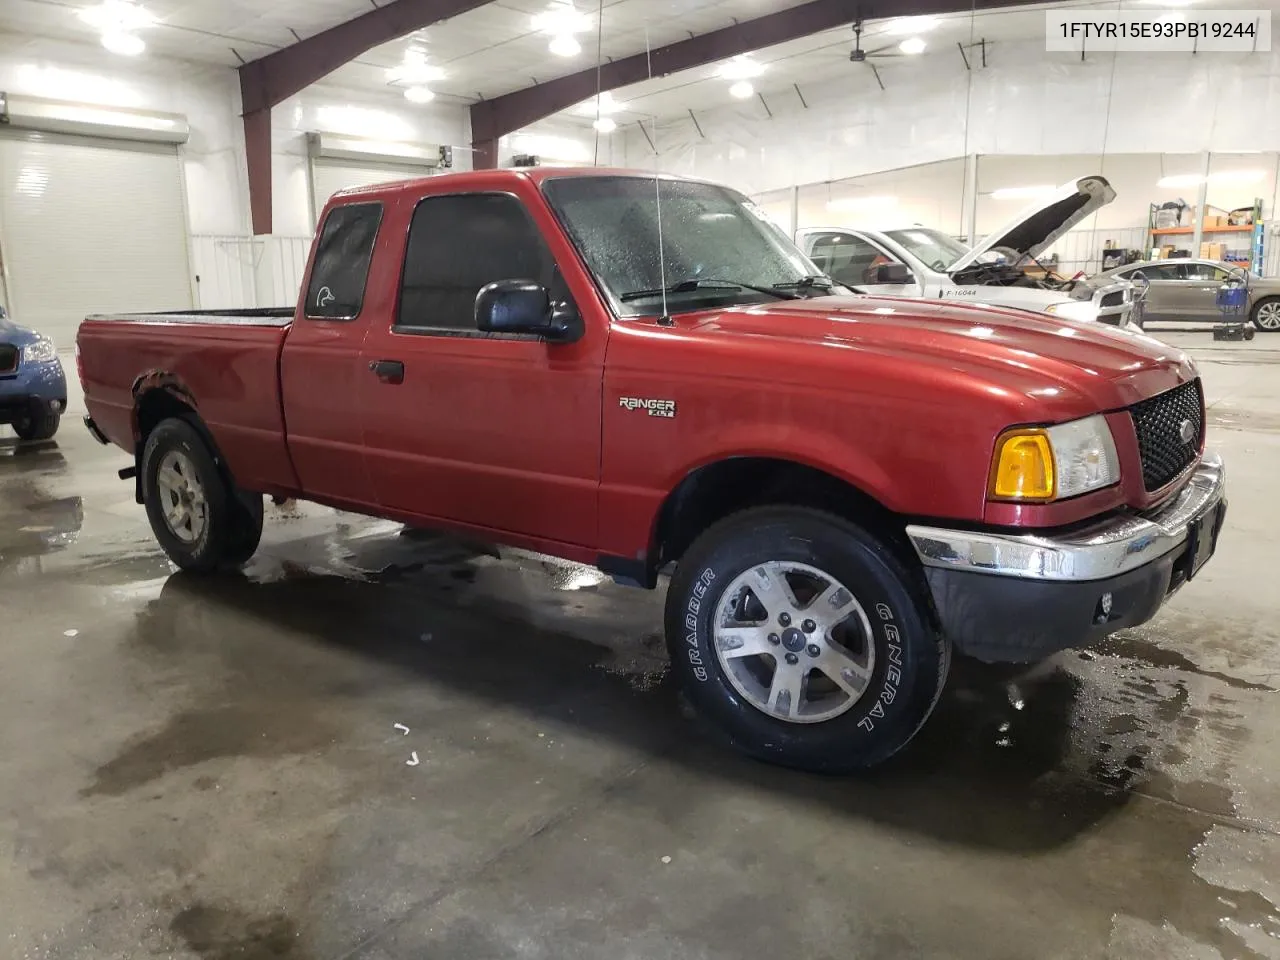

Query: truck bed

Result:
[78,309,298,495]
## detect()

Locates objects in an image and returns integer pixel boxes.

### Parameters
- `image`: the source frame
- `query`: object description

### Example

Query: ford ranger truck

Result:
[797,176,1139,330]
[76,168,1226,773]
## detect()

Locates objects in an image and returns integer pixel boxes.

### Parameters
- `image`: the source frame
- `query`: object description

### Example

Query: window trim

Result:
[303,200,385,323]
[391,188,565,340]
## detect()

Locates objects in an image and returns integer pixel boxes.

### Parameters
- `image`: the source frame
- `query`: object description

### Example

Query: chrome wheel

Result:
[712,561,875,724]
[155,450,208,544]
[1255,300,1280,331]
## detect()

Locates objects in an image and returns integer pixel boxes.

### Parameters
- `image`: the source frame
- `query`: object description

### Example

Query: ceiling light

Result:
[592,117,616,133]
[886,16,940,35]
[717,55,766,81]
[387,47,444,85]
[577,91,619,116]
[729,81,755,99]
[990,185,1056,200]
[548,33,581,57]
[403,85,435,104]
[78,0,155,32]
[532,3,592,35]
[101,31,145,56]
[1157,173,1205,188]
[898,37,927,55]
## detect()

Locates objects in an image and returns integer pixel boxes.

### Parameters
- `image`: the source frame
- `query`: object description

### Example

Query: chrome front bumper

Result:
[906,454,1226,583]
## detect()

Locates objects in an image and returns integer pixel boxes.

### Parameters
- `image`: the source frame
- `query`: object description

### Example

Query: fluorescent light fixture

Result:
[592,116,616,133]
[826,195,898,212]
[548,33,581,57]
[717,55,766,81]
[78,0,155,32]
[990,184,1056,200]
[898,37,927,55]
[886,16,940,35]
[102,30,145,55]
[403,85,435,104]
[578,91,619,116]
[1157,173,1205,188]
[532,3,591,34]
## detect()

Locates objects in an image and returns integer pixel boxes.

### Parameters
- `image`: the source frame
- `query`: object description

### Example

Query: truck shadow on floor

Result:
[108,522,1240,858]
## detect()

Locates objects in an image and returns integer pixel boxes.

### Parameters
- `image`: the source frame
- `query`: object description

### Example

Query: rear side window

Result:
[397,193,555,332]
[305,202,383,320]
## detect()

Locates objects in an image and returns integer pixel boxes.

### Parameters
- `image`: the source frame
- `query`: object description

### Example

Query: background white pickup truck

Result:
[796,176,1137,330]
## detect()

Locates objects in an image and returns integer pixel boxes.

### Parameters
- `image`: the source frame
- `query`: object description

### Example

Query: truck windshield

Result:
[883,228,1005,272]
[543,176,828,317]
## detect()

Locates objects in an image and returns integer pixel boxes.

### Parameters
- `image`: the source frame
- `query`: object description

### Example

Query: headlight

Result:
[23,338,57,364]
[1043,300,1096,322]
[990,414,1120,501]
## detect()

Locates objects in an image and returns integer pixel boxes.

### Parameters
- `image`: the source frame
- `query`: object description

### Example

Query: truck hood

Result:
[686,295,1191,412]
[948,176,1116,274]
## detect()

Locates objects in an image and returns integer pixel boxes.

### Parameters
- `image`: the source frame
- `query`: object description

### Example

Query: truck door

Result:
[279,199,384,509]
[805,231,919,296]
[358,185,605,549]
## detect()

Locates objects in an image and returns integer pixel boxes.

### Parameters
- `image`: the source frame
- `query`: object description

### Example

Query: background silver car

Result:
[1085,258,1280,332]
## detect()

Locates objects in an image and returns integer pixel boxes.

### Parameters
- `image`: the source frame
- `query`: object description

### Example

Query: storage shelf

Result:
[1150,225,1254,235]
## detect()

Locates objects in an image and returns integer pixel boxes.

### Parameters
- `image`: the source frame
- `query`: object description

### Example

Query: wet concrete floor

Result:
[1,332,1279,959]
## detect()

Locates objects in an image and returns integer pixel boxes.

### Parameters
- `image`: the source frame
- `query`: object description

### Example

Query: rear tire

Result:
[665,506,950,773]
[14,405,60,442]
[1251,296,1280,332]
[141,418,263,572]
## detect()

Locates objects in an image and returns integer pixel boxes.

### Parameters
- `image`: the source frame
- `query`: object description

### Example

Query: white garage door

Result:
[0,130,192,348]
[310,159,432,226]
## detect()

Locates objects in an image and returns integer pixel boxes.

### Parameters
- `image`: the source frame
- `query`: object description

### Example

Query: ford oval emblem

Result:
[1178,419,1196,444]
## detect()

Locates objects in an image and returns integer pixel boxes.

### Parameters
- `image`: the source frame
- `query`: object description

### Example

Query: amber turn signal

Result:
[990,430,1056,501]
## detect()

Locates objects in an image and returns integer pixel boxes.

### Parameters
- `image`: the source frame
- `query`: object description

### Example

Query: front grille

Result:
[1099,290,1125,309]
[0,344,17,374]
[1130,379,1203,492]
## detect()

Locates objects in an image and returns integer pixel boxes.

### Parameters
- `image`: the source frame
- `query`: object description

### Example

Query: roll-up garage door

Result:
[0,130,192,348]
[310,159,432,227]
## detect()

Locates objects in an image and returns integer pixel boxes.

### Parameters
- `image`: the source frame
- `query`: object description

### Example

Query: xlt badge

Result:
[619,397,676,419]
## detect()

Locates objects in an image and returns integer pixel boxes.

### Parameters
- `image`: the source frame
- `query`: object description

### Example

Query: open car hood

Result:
[947,176,1116,274]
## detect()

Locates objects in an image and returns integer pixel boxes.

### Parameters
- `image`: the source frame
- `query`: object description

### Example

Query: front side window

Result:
[542,176,822,317]
[808,233,900,287]
[1131,264,1181,281]
[305,202,383,320]
[398,193,556,332]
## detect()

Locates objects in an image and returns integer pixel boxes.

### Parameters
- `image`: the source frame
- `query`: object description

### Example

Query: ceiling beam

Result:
[237,0,490,234]
[239,0,492,114]
[470,0,1035,160]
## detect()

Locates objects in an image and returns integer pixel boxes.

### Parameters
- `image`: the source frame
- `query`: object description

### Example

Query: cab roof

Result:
[331,165,708,203]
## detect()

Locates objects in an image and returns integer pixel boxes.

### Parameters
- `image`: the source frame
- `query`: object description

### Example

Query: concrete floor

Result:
[2,332,1279,960]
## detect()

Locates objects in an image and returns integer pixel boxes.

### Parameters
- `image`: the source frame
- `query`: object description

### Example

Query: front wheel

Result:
[14,404,60,442]
[1252,297,1280,333]
[665,506,950,773]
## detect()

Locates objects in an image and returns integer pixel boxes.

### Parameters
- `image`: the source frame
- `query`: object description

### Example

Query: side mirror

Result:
[875,262,912,284]
[475,280,580,341]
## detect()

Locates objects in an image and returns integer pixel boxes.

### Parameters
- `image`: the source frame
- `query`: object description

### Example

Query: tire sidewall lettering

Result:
[686,567,716,681]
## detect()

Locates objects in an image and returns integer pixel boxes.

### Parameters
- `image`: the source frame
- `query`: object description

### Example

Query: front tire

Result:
[141,418,263,572]
[1252,296,1280,332]
[665,506,950,773]
[14,404,60,442]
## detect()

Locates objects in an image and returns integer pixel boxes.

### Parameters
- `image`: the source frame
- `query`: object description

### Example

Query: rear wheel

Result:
[665,506,950,773]
[14,404,60,442]
[1252,297,1280,332]
[142,418,263,572]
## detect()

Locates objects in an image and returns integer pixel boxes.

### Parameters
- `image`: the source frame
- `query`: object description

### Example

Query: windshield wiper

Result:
[620,277,800,303]
[772,275,841,296]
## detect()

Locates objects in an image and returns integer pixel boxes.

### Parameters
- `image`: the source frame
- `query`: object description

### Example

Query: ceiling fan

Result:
[848,18,922,89]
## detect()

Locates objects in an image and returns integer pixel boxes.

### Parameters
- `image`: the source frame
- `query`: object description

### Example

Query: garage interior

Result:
[2,1,1280,958]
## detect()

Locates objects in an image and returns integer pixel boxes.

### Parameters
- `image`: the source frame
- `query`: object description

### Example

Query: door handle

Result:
[369,359,405,384]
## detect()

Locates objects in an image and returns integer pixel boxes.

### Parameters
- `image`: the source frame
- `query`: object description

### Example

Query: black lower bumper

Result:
[83,415,110,445]
[0,395,65,426]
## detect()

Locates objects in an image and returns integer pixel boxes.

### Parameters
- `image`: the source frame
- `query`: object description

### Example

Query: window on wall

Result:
[305,202,383,319]
[398,193,557,332]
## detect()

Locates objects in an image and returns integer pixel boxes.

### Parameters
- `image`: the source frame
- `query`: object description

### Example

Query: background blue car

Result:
[0,305,67,442]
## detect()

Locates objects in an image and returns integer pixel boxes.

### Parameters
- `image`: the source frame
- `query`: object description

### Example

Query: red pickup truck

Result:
[77,167,1226,772]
